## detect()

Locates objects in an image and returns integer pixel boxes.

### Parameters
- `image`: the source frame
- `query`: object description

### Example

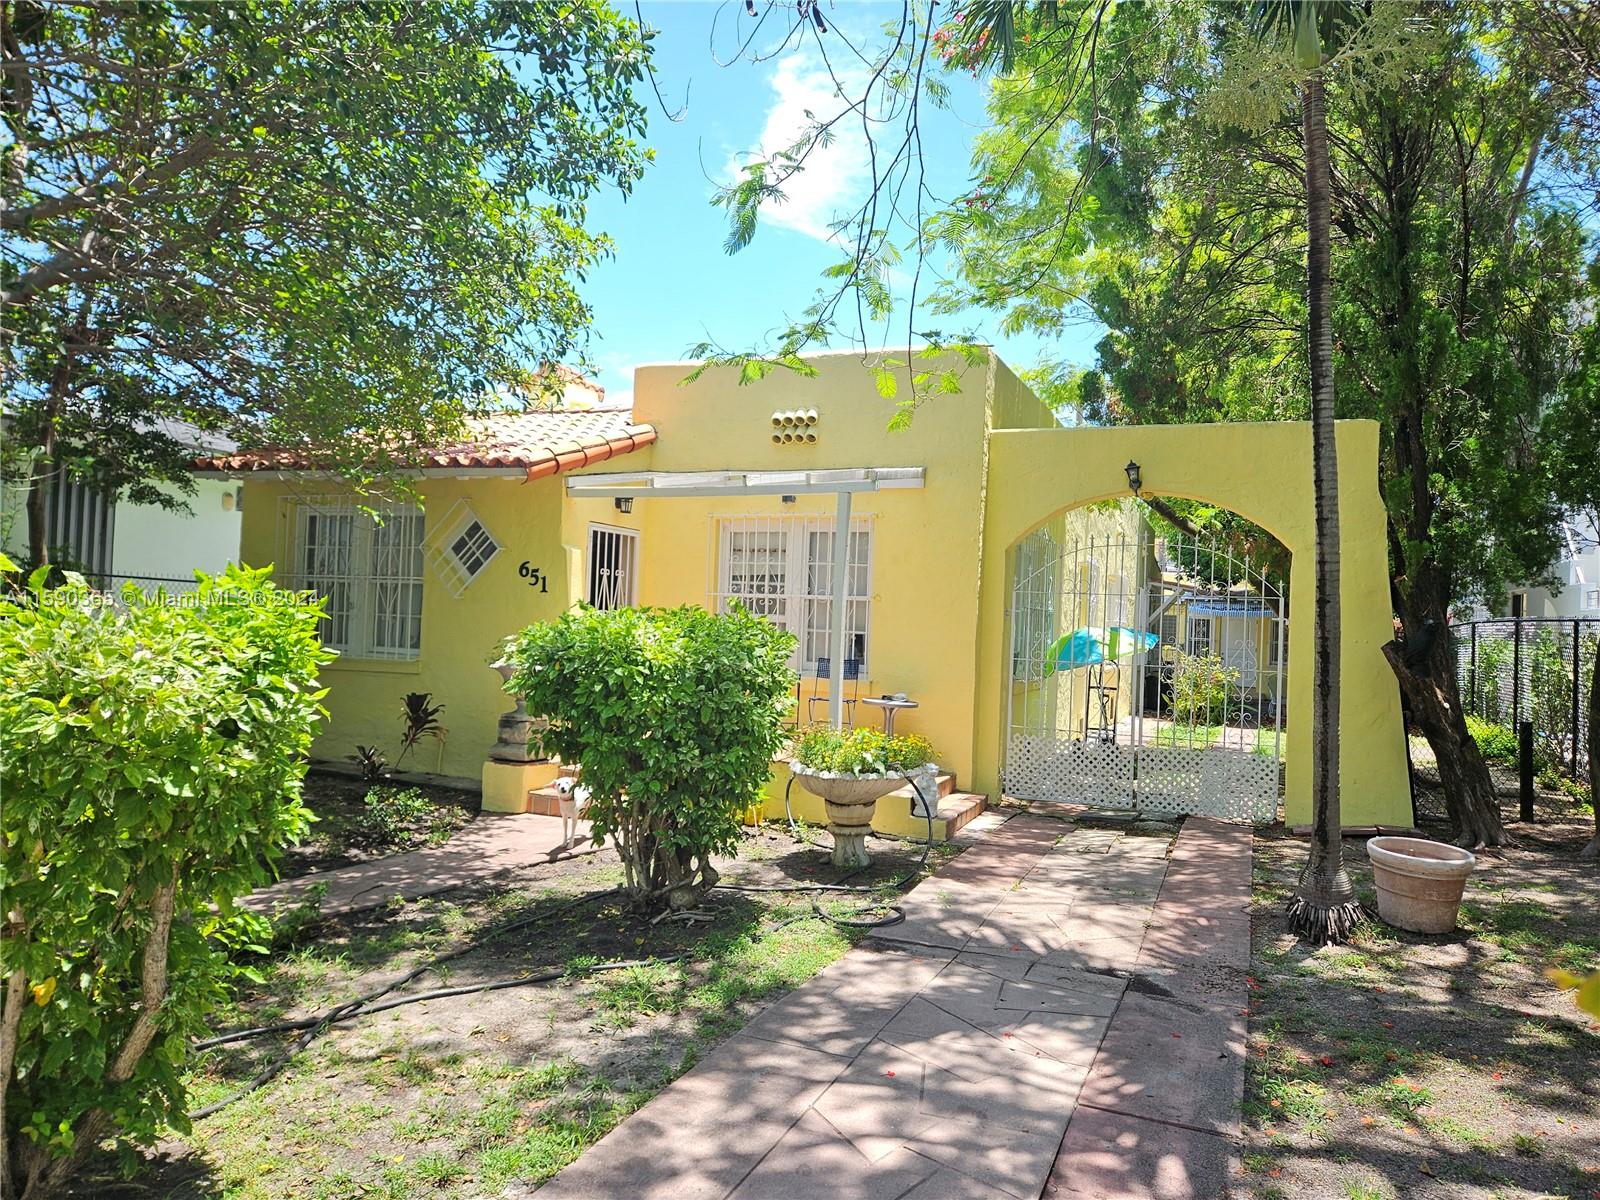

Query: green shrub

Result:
[792,726,937,775]
[1171,652,1239,724]
[1466,714,1518,766]
[0,562,331,1196]
[505,605,795,911]
[352,786,458,849]
[1471,636,1511,722]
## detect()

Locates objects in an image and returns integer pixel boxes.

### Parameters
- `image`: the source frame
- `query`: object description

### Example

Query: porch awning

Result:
[563,466,925,499]
[564,465,926,732]
[1187,597,1276,617]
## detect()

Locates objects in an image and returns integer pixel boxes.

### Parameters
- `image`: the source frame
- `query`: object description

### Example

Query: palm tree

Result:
[1253,0,1363,943]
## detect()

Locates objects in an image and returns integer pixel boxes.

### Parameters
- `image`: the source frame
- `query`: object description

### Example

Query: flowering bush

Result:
[792,726,937,776]
[1171,652,1240,724]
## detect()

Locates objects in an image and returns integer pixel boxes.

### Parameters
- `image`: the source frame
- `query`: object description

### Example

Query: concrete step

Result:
[935,792,987,838]
[886,772,956,802]
[846,788,987,841]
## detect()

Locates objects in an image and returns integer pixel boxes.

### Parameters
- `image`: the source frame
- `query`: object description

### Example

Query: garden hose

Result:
[191,887,622,1117]
[194,777,941,1116]
[714,772,938,930]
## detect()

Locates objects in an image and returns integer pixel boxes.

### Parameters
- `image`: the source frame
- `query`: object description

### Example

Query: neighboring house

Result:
[1,419,242,590]
[1466,514,1600,620]
[203,349,1414,831]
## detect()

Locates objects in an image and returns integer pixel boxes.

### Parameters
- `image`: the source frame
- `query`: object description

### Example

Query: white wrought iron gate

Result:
[1003,527,1287,823]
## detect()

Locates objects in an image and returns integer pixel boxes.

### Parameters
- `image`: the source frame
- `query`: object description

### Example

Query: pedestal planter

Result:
[789,764,905,869]
[489,660,546,764]
[1367,836,1477,934]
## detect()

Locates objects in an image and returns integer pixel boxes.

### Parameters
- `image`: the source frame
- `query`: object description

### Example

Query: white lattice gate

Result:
[1003,526,1287,823]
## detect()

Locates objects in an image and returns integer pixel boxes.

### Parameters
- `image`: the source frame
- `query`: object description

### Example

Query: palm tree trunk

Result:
[1288,67,1362,944]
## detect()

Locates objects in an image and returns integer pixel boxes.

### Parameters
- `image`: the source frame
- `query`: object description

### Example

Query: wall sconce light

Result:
[614,496,633,514]
[1124,460,1143,496]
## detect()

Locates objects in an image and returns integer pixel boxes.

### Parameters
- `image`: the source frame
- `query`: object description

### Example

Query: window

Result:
[1510,592,1527,618]
[292,501,423,659]
[1186,616,1213,657]
[448,518,499,581]
[422,501,499,596]
[1158,613,1179,648]
[1586,587,1599,611]
[712,516,871,672]
[44,475,114,579]
[588,525,638,610]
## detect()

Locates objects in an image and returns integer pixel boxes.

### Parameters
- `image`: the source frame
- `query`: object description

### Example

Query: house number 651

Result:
[518,561,549,593]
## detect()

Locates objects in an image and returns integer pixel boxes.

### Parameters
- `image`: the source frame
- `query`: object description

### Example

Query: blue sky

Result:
[574,1,1104,405]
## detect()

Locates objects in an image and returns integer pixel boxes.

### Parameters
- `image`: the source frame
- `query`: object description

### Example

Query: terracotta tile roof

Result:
[195,408,655,478]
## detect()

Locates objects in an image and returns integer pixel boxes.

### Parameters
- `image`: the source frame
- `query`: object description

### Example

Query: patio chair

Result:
[808,657,862,726]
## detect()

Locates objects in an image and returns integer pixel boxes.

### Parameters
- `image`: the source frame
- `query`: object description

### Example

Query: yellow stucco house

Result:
[205,349,1412,832]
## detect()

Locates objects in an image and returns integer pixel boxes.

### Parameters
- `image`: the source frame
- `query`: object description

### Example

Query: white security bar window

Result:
[711,516,871,672]
[588,525,639,610]
[1187,616,1213,657]
[293,500,424,659]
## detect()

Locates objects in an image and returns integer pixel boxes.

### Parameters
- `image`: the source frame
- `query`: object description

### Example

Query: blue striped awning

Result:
[1187,598,1275,617]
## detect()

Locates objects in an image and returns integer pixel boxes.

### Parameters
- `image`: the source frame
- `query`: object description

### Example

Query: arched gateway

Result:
[972,420,1411,829]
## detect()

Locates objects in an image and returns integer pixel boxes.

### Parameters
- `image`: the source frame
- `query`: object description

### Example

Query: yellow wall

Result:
[973,420,1409,827]
[627,349,1012,787]
[234,354,1409,830]
[236,472,644,780]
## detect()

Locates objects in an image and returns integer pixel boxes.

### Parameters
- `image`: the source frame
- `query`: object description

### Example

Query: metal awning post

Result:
[828,489,851,730]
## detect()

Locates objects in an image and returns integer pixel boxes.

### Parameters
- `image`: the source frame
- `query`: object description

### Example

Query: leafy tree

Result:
[505,605,796,910]
[1547,279,1600,859]
[0,563,332,1200]
[2,0,651,564]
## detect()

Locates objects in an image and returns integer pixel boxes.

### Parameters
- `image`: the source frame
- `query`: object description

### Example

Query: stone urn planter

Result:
[789,763,906,869]
[1367,836,1477,934]
[488,659,548,763]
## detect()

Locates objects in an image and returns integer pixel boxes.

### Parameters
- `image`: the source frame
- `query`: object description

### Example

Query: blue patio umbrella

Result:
[1046,626,1158,672]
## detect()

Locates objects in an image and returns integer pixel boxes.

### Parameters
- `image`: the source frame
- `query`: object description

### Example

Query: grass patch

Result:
[1356,1073,1433,1123]
[143,825,948,1200]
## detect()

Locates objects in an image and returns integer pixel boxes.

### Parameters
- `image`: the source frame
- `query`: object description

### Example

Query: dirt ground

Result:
[275,770,479,878]
[1239,765,1599,1200]
[78,822,958,1200]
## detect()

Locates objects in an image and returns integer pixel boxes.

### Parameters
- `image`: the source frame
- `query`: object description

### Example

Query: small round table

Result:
[861,696,918,736]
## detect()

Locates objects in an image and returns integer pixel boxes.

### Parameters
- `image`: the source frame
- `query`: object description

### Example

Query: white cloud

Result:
[726,51,871,246]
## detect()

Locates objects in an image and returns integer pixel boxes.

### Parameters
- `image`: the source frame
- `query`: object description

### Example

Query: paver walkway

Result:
[532,813,1251,1200]
[245,813,593,917]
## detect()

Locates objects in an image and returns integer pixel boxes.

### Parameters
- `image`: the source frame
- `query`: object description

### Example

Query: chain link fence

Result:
[1454,618,1598,780]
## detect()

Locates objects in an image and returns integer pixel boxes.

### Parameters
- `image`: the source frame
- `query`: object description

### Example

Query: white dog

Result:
[551,776,591,849]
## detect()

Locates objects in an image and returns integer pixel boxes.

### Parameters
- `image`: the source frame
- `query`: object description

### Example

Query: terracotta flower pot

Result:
[789,764,905,869]
[1367,836,1477,934]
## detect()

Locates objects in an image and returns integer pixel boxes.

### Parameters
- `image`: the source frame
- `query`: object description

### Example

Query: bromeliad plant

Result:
[791,726,937,777]
[505,605,796,911]
[0,561,331,1200]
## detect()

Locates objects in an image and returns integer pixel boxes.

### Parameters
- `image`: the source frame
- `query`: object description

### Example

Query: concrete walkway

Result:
[533,814,1251,1200]
[245,813,592,917]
